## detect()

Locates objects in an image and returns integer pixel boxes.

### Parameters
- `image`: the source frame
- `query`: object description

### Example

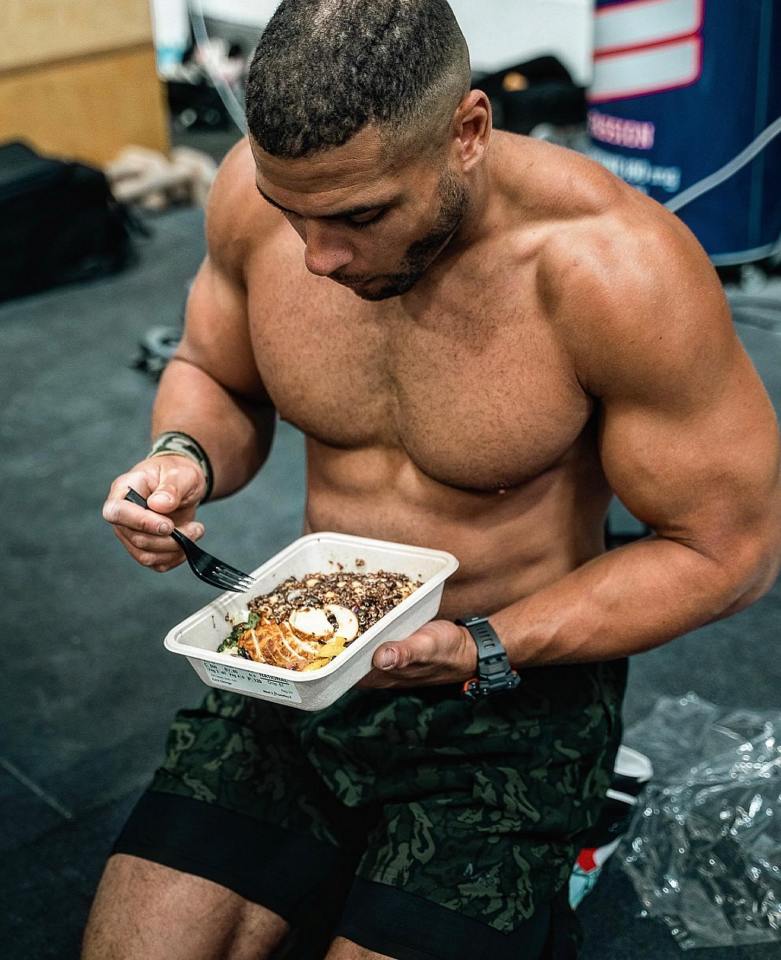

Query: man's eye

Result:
[348,210,386,229]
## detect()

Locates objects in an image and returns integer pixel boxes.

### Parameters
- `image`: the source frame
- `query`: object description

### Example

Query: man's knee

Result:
[82,853,289,960]
[325,936,396,960]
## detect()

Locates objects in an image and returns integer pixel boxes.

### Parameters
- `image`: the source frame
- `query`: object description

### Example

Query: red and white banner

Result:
[591,0,704,103]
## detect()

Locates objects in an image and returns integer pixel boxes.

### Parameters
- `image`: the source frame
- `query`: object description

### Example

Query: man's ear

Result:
[451,89,492,172]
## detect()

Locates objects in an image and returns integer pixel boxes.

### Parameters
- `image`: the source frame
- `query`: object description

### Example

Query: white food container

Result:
[164,532,459,711]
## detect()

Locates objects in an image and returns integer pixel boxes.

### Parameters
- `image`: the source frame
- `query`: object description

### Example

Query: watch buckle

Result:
[462,671,520,700]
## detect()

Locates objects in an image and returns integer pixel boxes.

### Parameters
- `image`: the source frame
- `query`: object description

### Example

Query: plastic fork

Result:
[124,487,256,593]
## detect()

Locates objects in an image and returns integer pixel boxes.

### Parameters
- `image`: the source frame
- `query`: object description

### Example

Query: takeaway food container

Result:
[164,532,459,711]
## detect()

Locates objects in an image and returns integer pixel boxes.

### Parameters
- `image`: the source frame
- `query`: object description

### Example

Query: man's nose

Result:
[303,221,353,277]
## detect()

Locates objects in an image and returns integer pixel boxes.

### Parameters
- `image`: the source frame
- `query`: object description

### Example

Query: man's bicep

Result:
[176,254,273,407]
[598,335,779,562]
[175,138,275,407]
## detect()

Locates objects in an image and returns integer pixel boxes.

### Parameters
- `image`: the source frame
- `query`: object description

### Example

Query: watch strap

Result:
[456,615,521,700]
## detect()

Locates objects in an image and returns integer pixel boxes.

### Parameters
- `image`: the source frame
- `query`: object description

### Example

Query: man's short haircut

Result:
[245,0,471,158]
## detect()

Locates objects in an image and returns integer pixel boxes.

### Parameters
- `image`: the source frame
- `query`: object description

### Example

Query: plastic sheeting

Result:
[619,693,781,949]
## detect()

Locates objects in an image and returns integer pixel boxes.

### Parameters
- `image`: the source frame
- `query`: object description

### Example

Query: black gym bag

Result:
[474,55,587,135]
[0,140,140,303]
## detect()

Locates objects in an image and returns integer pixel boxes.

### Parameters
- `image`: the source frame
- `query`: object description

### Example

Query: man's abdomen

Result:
[303,440,613,619]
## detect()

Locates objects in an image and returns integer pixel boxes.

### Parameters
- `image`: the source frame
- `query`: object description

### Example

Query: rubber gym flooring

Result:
[1,206,779,959]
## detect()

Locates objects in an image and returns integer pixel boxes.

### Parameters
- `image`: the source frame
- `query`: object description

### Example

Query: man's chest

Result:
[248,276,594,491]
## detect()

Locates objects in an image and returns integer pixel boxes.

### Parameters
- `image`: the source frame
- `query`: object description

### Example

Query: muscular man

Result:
[88,2,781,958]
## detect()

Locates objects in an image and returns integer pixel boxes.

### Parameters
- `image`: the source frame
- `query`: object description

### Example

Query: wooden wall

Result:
[0,1,169,166]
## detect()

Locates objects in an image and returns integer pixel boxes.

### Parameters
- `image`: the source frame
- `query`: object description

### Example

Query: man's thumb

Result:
[147,481,179,513]
[376,645,401,670]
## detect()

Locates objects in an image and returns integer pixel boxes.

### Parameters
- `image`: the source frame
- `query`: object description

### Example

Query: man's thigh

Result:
[325,938,394,960]
[101,689,370,958]
[82,853,288,960]
[108,685,370,925]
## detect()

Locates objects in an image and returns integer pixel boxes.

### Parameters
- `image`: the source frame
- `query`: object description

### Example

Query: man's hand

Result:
[102,455,208,572]
[358,619,477,689]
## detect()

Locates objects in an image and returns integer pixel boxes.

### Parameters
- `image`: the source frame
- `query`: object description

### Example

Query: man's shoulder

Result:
[533,181,727,397]
[537,191,692,317]
[494,133,681,313]
[205,137,289,274]
[495,132,696,282]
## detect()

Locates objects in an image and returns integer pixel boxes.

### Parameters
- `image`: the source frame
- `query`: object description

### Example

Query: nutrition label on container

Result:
[202,660,302,703]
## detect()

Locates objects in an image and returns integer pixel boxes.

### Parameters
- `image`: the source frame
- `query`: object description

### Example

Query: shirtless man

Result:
[89,2,781,958]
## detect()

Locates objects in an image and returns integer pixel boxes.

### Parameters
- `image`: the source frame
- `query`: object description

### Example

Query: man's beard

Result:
[346,171,469,301]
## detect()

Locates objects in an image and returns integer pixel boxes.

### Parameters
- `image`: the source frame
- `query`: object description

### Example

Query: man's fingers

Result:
[103,458,206,574]
[104,500,175,536]
[104,467,163,528]
[103,469,156,520]
[112,524,176,553]
[112,527,187,572]
[124,522,205,553]
[103,460,204,526]
[104,463,203,532]
[357,669,397,689]
[136,549,182,569]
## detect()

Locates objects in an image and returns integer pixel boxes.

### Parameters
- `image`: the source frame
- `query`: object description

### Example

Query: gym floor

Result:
[2,201,780,959]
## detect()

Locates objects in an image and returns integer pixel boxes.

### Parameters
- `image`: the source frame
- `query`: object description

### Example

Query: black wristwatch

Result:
[456,615,521,700]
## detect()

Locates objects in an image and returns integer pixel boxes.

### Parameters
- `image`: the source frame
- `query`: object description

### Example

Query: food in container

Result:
[217,570,423,671]
[163,533,459,711]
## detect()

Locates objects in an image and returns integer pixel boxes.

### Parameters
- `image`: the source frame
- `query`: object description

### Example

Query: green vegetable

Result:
[218,611,261,653]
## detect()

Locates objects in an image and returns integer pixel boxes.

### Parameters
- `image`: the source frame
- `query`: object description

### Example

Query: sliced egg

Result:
[289,607,334,640]
[324,604,359,641]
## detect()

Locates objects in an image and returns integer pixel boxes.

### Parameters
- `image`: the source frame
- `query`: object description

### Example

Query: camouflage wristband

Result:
[147,431,214,503]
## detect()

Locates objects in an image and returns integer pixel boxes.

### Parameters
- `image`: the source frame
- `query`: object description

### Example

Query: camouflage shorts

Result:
[145,659,626,937]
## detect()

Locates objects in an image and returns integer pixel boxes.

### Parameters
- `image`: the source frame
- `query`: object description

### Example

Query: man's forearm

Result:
[491,536,773,667]
[151,356,276,500]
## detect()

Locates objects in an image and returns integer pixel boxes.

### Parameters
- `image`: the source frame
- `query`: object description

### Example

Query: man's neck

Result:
[403,147,498,304]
